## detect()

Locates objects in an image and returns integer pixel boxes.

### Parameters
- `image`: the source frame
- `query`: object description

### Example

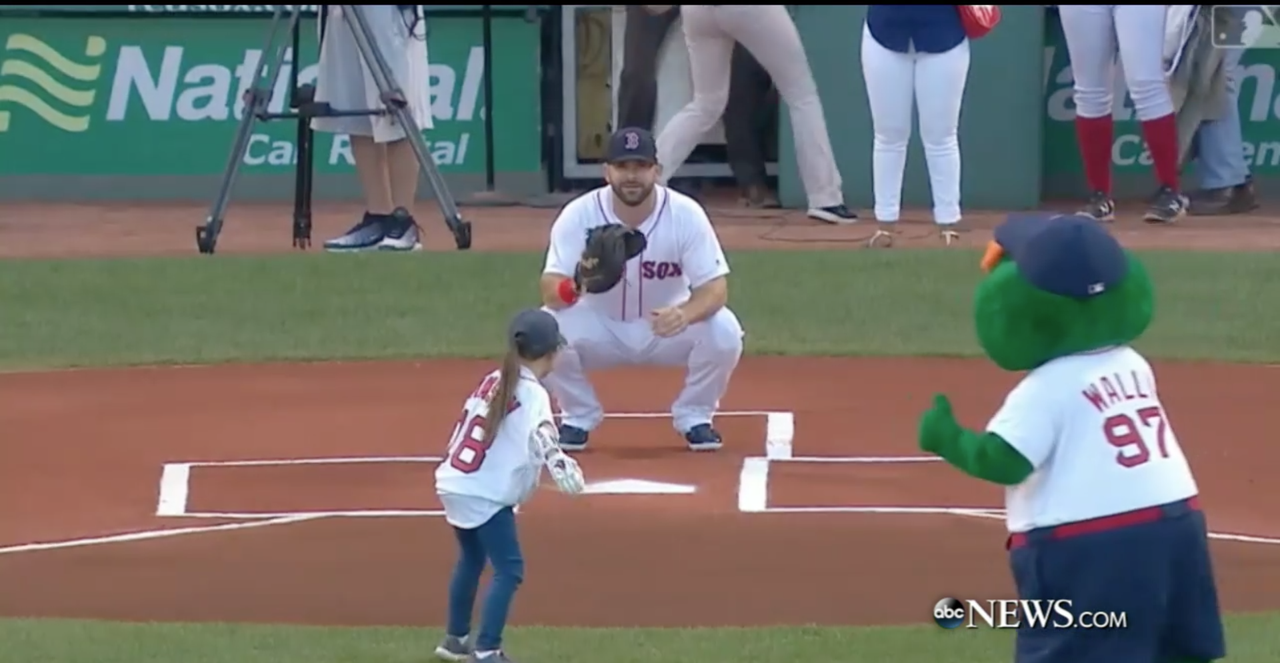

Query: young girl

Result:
[433,308,587,662]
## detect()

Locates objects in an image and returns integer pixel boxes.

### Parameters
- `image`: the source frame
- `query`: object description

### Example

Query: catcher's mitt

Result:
[574,225,648,294]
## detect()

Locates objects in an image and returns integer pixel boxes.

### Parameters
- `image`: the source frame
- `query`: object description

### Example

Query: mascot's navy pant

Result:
[1008,498,1226,663]
[447,507,524,651]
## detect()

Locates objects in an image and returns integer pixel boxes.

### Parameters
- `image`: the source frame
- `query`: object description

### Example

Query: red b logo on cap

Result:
[624,130,640,150]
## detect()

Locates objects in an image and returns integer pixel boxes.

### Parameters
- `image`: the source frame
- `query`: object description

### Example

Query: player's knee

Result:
[1128,82,1174,121]
[692,92,730,123]
[699,309,744,359]
[495,557,524,587]
[1072,88,1112,119]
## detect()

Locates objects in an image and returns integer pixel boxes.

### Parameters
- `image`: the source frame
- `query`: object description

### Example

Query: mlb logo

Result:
[1211,5,1280,48]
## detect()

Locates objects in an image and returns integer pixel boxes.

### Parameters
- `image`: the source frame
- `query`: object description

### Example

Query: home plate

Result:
[582,479,697,495]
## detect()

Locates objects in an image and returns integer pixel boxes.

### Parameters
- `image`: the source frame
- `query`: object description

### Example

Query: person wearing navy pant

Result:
[446,507,524,657]
[1008,500,1225,663]
[434,308,587,662]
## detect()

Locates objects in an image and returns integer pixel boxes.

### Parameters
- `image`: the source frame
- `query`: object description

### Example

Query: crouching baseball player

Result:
[539,127,745,452]
[433,308,586,663]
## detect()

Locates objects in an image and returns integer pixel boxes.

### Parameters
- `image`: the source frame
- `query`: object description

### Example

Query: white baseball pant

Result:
[654,5,843,209]
[1058,5,1173,121]
[860,24,970,224]
[540,304,744,434]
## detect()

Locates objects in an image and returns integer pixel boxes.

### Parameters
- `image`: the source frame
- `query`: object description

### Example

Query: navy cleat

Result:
[684,424,723,451]
[558,424,589,452]
[434,634,473,661]
[324,212,388,252]
[377,206,422,251]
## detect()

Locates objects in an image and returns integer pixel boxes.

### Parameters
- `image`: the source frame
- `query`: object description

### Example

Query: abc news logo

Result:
[933,597,1128,630]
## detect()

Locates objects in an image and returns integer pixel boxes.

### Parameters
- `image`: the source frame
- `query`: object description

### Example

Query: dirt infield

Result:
[3,193,1280,258]
[1,198,1279,628]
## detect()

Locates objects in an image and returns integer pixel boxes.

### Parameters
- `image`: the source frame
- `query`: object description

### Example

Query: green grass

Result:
[1,249,1278,369]
[2,615,1279,663]
[1,248,1278,661]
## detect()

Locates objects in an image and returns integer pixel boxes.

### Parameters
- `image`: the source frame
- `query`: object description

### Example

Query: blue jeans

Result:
[446,506,524,651]
[1191,32,1250,188]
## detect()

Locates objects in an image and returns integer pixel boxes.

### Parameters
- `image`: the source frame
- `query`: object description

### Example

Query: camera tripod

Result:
[194,5,472,254]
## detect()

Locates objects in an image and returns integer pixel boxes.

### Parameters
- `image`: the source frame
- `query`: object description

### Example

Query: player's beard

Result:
[611,181,654,207]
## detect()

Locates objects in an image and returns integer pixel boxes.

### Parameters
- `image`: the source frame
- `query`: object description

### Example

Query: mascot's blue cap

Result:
[991,213,1129,299]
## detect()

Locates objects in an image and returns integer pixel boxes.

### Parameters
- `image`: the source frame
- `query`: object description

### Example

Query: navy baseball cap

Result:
[509,308,566,357]
[986,213,1129,298]
[606,126,658,165]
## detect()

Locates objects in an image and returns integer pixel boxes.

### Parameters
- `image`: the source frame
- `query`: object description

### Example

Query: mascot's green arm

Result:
[919,396,1034,486]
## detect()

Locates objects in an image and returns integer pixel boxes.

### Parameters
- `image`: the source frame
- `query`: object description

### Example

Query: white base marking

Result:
[582,479,696,495]
[737,458,770,512]
[155,463,191,516]
[765,412,794,459]
[0,515,321,555]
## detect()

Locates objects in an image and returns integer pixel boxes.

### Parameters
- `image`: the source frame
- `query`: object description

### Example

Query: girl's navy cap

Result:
[509,308,566,356]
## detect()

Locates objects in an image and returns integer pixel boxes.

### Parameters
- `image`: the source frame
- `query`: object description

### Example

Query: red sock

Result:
[1140,113,1180,192]
[1074,115,1113,196]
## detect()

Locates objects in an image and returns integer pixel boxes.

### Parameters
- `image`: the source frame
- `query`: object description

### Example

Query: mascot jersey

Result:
[917,214,1226,663]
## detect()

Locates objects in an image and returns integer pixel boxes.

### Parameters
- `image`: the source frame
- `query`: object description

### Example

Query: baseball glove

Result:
[574,225,647,294]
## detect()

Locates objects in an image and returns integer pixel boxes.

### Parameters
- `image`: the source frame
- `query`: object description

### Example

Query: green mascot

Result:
[917,214,1224,662]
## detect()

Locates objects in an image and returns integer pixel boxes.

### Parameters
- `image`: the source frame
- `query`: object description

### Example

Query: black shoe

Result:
[1189,178,1259,216]
[1143,186,1189,224]
[807,204,858,224]
[557,424,589,452]
[1080,191,1116,222]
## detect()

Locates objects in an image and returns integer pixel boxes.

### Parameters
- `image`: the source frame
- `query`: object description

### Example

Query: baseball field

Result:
[1,200,1278,663]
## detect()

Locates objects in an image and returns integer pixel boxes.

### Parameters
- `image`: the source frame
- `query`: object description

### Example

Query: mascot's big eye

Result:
[980,241,1005,273]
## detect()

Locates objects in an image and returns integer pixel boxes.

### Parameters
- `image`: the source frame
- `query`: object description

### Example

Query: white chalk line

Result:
[180,509,445,519]
[0,515,323,556]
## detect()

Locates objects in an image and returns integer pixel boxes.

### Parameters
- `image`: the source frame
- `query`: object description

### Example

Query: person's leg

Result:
[914,37,970,240]
[539,304,627,451]
[1189,42,1257,215]
[473,507,524,657]
[369,5,433,250]
[436,524,486,661]
[312,7,393,251]
[1114,4,1186,223]
[655,6,735,186]
[1058,5,1119,222]
[860,23,916,240]
[645,308,744,450]
[721,5,853,222]
[724,44,776,206]
[617,5,680,130]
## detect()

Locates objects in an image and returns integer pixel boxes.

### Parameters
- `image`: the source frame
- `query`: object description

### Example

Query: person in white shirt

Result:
[433,308,586,663]
[313,5,432,251]
[538,127,745,452]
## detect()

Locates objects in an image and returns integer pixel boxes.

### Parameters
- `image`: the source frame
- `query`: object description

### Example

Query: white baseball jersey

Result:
[434,366,555,529]
[989,346,1199,533]
[543,186,730,321]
